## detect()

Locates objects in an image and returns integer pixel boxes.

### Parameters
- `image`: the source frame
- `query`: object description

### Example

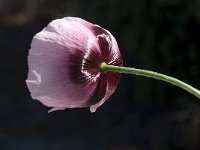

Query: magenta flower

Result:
[26,17,123,112]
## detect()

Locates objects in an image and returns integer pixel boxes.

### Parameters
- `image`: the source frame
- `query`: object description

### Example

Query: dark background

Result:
[1,0,200,149]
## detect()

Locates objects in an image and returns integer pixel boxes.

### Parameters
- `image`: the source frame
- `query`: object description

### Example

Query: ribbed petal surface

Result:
[26,17,123,112]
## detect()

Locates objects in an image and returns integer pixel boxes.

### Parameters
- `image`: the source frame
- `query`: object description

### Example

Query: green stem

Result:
[100,63,200,99]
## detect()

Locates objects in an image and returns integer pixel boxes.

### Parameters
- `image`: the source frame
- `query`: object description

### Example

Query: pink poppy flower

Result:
[26,17,123,112]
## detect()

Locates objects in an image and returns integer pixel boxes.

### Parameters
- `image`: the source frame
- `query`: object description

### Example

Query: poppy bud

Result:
[26,17,123,112]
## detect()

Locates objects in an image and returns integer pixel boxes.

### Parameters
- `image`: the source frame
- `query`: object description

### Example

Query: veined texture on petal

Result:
[26,17,123,112]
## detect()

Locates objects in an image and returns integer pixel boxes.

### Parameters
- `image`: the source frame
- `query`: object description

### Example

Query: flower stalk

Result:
[100,63,200,99]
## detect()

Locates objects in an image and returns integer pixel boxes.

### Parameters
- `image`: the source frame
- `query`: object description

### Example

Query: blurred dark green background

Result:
[1,0,200,149]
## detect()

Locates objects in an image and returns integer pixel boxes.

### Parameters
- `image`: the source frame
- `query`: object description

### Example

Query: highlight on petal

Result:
[26,17,123,112]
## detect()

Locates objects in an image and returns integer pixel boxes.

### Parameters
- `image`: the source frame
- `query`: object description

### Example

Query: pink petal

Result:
[89,29,123,112]
[26,17,100,110]
[26,17,123,112]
